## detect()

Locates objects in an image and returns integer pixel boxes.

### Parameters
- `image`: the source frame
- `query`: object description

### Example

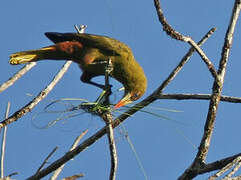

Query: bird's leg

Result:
[104,58,113,93]
[80,58,113,107]
[80,72,109,90]
[95,58,113,107]
[80,58,113,92]
[102,58,113,105]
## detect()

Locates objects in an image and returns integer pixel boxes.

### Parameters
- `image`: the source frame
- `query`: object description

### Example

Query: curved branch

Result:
[0,61,72,128]
[153,0,218,81]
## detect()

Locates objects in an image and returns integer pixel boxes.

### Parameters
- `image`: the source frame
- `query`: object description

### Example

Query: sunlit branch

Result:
[0,62,36,93]
[153,0,218,81]
[157,93,241,104]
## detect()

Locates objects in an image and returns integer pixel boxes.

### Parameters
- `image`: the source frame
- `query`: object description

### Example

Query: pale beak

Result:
[114,93,132,109]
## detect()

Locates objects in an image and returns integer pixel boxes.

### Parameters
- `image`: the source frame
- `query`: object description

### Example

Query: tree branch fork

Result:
[0,0,241,179]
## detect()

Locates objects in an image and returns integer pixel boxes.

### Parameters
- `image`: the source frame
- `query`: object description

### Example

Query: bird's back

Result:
[45,32,132,57]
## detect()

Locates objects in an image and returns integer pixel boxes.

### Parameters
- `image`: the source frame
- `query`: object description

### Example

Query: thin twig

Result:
[0,61,72,128]
[103,113,117,180]
[153,0,218,81]
[0,102,10,178]
[198,153,241,175]
[187,38,219,81]
[119,125,148,180]
[224,177,241,180]
[157,93,241,103]
[2,172,18,180]
[208,156,241,180]
[50,130,88,180]
[62,173,84,180]
[170,153,241,177]
[36,147,58,173]
[178,0,241,179]
[156,27,216,93]
[25,27,215,180]
[26,126,108,180]
[225,160,241,178]
[0,62,36,93]
[103,58,117,180]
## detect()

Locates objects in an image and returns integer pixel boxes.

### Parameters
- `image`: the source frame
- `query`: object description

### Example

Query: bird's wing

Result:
[45,32,131,56]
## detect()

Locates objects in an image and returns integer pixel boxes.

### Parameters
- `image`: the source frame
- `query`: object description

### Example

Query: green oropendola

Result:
[9,32,147,108]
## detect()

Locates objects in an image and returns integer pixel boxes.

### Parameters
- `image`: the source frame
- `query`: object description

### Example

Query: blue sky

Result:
[1,0,241,179]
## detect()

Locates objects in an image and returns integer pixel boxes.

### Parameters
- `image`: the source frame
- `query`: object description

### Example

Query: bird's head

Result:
[113,61,147,109]
[114,90,144,109]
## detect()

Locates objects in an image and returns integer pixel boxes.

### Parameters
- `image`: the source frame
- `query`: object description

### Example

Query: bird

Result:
[9,32,147,109]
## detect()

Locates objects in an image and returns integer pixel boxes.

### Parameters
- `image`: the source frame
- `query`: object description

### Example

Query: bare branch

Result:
[0,172,18,180]
[101,57,117,180]
[153,0,218,81]
[36,147,58,173]
[224,177,241,180]
[28,130,88,180]
[208,156,241,179]
[0,61,72,128]
[50,130,88,180]
[62,173,84,180]
[195,0,241,163]
[178,0,241,179]
[26,126,107,180]
[103,113,117,180]
[201,153,241,175]
[156,27,216,93]
[0,62,36,93]
[0,102,11,178]
[153,0,183,40]
[157,93,241,103]
[225,160,241,178]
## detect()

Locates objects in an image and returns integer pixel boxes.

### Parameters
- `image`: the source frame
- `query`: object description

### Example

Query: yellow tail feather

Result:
[9,53,38,65]
[9,47,55,65]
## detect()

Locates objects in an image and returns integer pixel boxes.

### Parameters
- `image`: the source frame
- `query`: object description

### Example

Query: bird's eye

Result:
[131,93,140,101]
